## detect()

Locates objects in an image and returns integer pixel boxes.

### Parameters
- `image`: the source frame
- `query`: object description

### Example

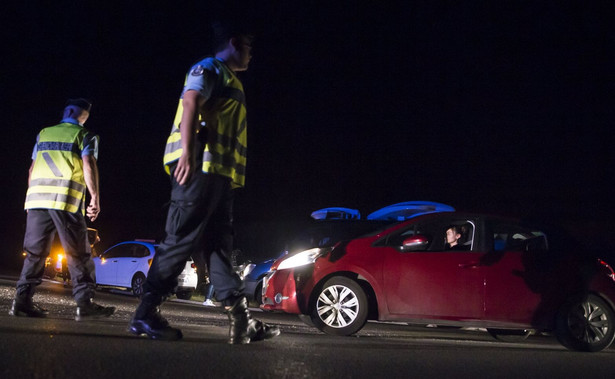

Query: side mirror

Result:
[400,234,430,252]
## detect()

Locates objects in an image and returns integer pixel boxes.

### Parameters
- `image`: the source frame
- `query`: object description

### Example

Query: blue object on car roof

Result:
[310,207,361,220]
[367,201,455,221]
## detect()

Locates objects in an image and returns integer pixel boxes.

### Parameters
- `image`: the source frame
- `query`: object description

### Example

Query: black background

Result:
[1,1,613,268]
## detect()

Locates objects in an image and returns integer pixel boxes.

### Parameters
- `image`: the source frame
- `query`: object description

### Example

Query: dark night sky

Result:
[1,2,613,266]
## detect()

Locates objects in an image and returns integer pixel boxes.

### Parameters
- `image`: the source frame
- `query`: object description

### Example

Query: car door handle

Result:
[459,262,480,269]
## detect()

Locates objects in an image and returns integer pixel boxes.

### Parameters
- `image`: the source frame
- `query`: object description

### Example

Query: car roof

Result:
[367,201,455,221]
[106,240,159,249]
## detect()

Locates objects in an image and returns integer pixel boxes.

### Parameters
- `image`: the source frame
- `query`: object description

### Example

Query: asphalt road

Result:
[0,275,614,379]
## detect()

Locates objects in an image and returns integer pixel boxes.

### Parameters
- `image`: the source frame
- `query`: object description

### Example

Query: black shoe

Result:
[250,319,281,342]
[75,301,115,321]
[9,300,48,318]
[129,309,183,341]
[227,297,280,344]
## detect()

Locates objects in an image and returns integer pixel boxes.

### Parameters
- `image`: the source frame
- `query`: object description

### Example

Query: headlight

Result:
[277,248,328,270]
[241,263,256,279]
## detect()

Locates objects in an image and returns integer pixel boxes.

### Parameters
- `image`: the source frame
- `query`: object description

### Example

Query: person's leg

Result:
[62,259,69,286]
[131,169,218,340]
[191,248,209,295]
[205,179,243,303]
[51,210,115,320]
[11,210,55,317]
[51,211,95,301]
[205,282,215,300]
[202,282,216,306]
[205,177,280,344]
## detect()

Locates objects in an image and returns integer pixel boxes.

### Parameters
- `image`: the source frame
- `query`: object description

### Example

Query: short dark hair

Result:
[211,20,253,53]
[447,225,463,235]
[65,98,92,112]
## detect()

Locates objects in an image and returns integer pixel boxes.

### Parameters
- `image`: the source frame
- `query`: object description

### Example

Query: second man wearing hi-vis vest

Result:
[11,98,115,321]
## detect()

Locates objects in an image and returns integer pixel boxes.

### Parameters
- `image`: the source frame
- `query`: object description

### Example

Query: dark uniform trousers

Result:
[143,168,243,304]
[17,209,96,304]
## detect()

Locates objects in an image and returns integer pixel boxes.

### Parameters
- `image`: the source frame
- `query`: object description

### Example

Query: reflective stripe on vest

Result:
[162,99,185,171]
[25,123,88,214]
[163,58,247,188]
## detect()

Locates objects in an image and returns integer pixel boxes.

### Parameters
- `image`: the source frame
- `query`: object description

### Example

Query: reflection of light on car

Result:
[276,248,328,270]
[600,259,615,281]
[239,263,255,280]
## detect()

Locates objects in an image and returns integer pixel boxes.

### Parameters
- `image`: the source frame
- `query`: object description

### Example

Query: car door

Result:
[482,221,546,325]
[96,244,128,285]
[115,244,151,287]
[381,217,484,320]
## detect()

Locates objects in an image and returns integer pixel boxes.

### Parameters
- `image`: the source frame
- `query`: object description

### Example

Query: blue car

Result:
[242,253,286,304]
[243,201,454,304]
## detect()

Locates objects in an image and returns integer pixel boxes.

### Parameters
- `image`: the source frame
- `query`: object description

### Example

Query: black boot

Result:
[130,292,182,341]
[9,299,48,318]
[75,299,116,321]
[226,296,280,344]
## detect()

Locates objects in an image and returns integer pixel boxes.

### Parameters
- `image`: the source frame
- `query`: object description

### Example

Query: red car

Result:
[262,212,615,352]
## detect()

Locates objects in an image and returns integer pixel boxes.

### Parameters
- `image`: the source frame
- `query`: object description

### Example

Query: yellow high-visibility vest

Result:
[24,123,90,214]
[163,58,247,188]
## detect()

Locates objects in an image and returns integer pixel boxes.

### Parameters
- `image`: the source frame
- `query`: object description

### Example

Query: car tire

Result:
[310,276,369,336]
[131,273,146,297]
[254,281,263,305]
[487,328,533,342]
[175,291,193,300]
[555,294,615,352]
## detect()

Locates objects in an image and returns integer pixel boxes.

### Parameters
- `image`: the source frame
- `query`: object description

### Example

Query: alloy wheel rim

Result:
[568,300,610,344]
[133,277,144,296]
[316,285,359,328]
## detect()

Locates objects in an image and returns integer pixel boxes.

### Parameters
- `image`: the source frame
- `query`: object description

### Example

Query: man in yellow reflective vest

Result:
[130,21,279,343]
[10,98,115,320]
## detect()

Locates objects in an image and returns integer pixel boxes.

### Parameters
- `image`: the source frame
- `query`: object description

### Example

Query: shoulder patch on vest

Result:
[191,65,205,76]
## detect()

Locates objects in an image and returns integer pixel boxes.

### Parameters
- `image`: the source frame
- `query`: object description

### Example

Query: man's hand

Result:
[174,153,196,185]
[174,89,204,185]
[86,198,100,222]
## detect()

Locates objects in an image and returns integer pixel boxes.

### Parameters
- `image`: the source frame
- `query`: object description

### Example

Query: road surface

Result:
[0,274,613,378]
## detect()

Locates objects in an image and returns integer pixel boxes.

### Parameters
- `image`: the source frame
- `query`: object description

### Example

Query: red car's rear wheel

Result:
[555,294,615,352]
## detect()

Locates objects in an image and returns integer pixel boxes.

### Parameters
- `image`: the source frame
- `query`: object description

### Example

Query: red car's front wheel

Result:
[311,277,369,336]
